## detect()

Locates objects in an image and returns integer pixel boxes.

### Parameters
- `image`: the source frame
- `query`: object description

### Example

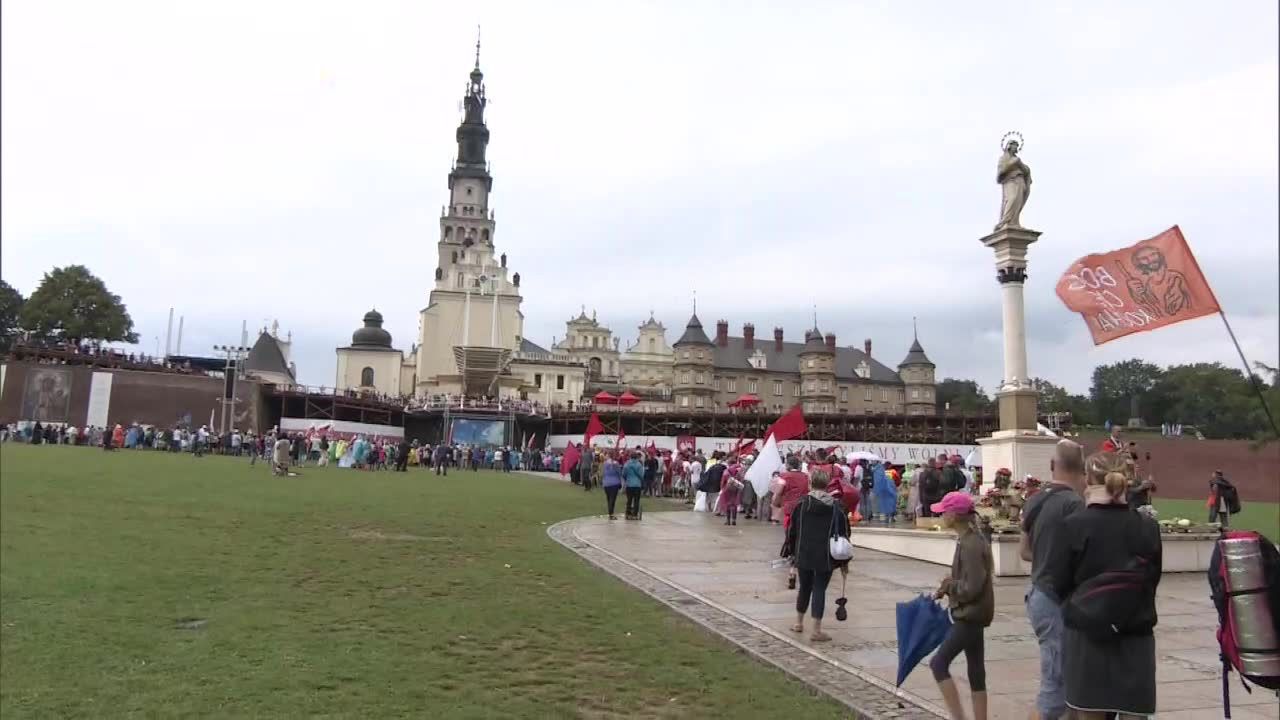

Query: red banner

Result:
[1055,225,1220,345]
[764,404,808,443]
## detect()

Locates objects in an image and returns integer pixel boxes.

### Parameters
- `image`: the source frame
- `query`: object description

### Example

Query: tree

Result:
[935,378,993,413]
[1250,362,1280,445]
[1031,377,1097,426]
[1089,359,1163,425]
[0,279,22,351]
[18,265,138,344]
[1147,362,1266,439]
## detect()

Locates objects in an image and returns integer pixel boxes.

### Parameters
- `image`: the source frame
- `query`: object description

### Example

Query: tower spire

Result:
[474,24,481,70]
[913,316,918,340]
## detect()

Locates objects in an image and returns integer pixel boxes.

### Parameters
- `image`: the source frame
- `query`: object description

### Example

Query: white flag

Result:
[745,434,782,499]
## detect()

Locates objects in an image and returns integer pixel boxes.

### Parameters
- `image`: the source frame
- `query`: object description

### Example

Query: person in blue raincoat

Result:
[873,460,898,522]
[353,436,369,467]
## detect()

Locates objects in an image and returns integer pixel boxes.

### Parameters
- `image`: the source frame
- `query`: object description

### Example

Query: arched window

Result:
[648,338,655,352]
[444,226,453,240]
[589,357,602,377]
[481,229,490,242]
[360,367,375,387]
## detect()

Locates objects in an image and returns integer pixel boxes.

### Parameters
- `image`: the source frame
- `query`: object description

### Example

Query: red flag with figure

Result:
[1055,225,1220,345]
[763,404,808,443]
[583,413,604,447]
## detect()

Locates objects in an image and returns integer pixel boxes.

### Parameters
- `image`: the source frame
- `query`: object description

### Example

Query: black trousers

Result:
[929,619,986,691]
[795,568,834,619]
[604,486,620,516]
[625,487,642,517]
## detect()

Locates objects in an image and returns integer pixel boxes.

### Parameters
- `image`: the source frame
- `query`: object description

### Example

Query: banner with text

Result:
[548,434,976,465]
[1055,225,1219,345]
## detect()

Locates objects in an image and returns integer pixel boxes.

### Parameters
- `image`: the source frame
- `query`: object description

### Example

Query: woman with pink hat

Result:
[928,491,994,720]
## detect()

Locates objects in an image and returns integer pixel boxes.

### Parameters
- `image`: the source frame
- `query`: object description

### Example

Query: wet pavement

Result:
[552,508,1276,719]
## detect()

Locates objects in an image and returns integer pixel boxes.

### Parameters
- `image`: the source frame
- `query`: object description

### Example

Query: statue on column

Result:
[995,132,1032,230]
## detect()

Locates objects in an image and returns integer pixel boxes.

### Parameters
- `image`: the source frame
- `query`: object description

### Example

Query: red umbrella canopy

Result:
[730,394,761,408]
[617,391,641,406]
[593,391,619,405]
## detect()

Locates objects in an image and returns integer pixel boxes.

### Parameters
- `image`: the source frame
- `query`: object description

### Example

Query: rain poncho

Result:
[873,462,898,517]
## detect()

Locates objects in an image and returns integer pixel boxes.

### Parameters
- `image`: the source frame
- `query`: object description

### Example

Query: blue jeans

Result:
[1026,586,1066,719]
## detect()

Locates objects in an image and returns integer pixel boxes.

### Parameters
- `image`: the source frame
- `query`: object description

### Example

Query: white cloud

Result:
[2,0,1275,395]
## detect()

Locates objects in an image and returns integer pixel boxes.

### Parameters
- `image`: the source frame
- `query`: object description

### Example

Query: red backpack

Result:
[1208,530,1280,713]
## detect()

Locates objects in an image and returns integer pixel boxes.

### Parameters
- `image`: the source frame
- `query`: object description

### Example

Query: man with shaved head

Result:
[1019,439,1085,720]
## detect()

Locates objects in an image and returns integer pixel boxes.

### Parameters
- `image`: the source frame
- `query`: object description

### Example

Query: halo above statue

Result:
[1001,131,1024,151]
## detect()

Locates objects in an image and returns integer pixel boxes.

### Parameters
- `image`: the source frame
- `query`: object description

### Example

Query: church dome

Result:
[351,309,393,348]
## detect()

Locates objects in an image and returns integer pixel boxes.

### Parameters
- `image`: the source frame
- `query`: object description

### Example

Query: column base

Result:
[996,388,1039,432]
[977,433,1059,483]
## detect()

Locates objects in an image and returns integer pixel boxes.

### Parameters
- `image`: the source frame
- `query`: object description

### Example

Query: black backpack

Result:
[1213,479,1243,515]
[1063,516,1160,639]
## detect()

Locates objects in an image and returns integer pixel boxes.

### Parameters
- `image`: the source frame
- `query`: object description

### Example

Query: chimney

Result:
[864,338,872,357]
[715,319,729,347]
[825,332,836,351]
[773,327,784,352]
[743,323,755,350]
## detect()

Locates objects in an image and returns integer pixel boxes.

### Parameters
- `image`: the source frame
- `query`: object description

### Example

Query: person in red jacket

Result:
[1100,426,1122,453]
[773,454,812,590]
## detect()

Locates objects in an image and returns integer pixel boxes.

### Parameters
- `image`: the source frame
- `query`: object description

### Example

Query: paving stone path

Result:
[548,506,1274,719]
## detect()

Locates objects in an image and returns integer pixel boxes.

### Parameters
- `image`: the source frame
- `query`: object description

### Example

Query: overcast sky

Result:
[3,1,1277,394]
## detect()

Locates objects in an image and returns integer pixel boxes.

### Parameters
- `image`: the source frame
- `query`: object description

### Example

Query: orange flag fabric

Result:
[1055,225,1220,345]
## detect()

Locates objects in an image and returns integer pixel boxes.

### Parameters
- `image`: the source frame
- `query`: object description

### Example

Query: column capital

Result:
[997,266,1028,284]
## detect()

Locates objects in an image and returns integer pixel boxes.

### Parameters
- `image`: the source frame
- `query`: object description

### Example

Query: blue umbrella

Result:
[895,594,952,687]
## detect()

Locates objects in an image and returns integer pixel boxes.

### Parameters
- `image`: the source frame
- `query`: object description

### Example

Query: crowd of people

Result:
[561,435,1178,719]
[9,340,205,375]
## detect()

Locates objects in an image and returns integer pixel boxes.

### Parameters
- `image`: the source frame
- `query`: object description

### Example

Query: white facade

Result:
[336,347,407,396]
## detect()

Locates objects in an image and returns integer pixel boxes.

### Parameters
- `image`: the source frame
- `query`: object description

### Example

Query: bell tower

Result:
[417,37,524,396]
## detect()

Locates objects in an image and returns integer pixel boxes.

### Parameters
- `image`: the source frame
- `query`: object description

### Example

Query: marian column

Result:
[977,133,1057,480]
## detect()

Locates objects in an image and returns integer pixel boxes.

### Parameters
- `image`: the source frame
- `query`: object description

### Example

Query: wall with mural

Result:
[0,361,263,432]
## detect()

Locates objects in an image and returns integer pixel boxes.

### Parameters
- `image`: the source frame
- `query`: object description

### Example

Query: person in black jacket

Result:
[701,452,727,514]
[917,459,943,517]
[785,469,850,643]
[1045,451,1161,719]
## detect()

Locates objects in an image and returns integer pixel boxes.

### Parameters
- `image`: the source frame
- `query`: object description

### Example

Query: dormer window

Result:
[856,361,871,379]
[748,350,767,369]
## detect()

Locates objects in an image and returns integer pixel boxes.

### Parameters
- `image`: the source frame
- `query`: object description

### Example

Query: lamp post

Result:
[213,344,251,438]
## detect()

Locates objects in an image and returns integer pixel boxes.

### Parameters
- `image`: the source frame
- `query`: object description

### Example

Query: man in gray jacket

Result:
[1019,440,1085,720]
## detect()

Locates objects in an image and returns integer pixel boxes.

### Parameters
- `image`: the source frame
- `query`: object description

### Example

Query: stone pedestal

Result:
[996,388,1039,433]
[977,432,1057,486]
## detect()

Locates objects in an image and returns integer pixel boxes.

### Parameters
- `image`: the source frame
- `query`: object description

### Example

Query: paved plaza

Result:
[551,506,1278,719]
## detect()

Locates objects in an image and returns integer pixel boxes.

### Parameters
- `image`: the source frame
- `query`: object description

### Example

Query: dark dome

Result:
[351,309,392,348]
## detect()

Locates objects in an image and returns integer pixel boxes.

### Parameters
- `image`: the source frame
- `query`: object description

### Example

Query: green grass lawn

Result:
[1152,497,1280,539]
[0,445,844,718]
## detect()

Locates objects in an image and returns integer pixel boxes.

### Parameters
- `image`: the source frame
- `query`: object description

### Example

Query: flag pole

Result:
[1218,311,1279,438]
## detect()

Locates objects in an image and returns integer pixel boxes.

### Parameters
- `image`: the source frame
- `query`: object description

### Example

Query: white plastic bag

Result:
[829,536,854,561]
[694,491,708,512]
